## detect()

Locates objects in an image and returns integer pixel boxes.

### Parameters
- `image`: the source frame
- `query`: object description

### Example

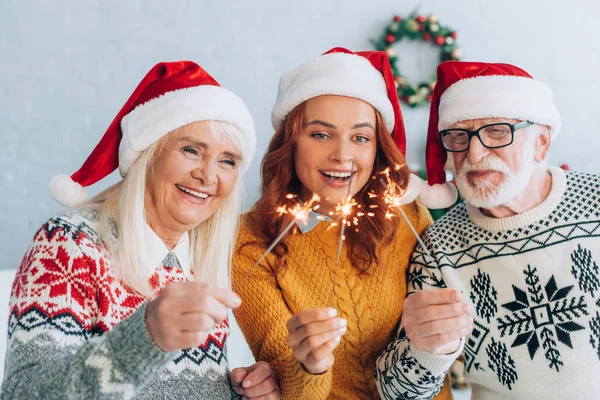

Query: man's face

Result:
[450,118,544,208]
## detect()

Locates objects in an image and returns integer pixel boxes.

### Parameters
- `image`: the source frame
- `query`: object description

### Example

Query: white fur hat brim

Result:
[438,75,561,139]
[119,85,256,176]
[271,52,394,132]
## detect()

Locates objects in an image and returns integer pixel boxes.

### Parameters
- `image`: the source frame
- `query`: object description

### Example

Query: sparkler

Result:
[233,178,332,292]
[329,161,356,307]
[378,172,449,288]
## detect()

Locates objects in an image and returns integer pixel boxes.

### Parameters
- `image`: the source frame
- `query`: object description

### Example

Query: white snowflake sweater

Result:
[375,167,600,399]
[1,209,236,399]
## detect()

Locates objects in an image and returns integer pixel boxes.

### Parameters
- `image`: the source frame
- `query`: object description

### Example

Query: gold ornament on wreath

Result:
[373,13,461,108]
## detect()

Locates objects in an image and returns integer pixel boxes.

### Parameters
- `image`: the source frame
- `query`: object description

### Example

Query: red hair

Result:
[246,102,410,274]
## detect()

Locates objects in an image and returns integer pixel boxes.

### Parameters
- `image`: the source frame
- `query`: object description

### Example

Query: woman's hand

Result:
[230,361,280,399]
[286,308,346,375]
[145,282,241,352]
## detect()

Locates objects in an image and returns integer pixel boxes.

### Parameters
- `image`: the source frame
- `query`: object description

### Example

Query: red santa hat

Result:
[419,61,561,209]
[49,61,256,208]
[271,47,421,203]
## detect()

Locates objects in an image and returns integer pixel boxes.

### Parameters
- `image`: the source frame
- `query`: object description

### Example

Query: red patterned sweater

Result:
[1,209,236,399]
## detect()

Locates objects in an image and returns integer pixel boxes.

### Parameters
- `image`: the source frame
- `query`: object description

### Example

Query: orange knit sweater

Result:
[233,201,453,400]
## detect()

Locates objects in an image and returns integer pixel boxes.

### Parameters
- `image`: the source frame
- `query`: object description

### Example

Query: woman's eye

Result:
[182,146,200,156]
[354,135,370,143]
[221,159,237,168]
[310,132,328,140]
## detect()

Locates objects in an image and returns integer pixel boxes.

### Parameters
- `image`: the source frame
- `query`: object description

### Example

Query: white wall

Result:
[0,270,14,380]
[2,0,600,271]
[0,0,598,387]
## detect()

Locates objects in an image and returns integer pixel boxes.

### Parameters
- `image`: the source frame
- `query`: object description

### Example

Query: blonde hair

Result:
[80,121,244,298]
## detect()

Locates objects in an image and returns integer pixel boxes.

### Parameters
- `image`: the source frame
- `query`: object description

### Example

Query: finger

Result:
[178,282,241,309]
[178,312,220,333]
[231,382,245,396]
[287,318,346,348]
[414,325,473,354]
[230,367,248,386]
[305,337,340,366]
[202,284,242,309]
[409,315,473,339]
[242,387,279,400]
[286,308,337,332]
[161,281,188,293]
[240,375,277,397]
[406,289,463,309]
[181,295,229,325]
[241,362,272,389]
[294,328,345,362]
[411,302,470,325]
[179,330,209,349]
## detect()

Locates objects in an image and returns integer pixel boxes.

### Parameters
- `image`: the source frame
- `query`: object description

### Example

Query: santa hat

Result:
[271,47,421,203]
[49,61,256,208]
[419,61,562,209]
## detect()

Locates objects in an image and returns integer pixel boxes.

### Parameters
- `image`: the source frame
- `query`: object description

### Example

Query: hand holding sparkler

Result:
[281,163,355,375]
[378,170,473,354]
[285,308,347,375]
[378,171,448,288]
[401,289,473,354]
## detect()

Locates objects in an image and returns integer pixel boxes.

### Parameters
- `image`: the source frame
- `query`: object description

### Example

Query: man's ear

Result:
[534,125,552,163]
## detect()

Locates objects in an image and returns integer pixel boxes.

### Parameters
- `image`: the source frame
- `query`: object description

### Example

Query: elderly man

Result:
[375,61,600,399]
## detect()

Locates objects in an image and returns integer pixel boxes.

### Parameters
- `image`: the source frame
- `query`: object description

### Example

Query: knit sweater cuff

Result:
[281,357,333,398]
[409,339,464,376]
[107,302,177,385]
[295,361,332,385]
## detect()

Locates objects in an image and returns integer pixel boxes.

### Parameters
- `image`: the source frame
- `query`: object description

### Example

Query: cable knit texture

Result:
[233,201,453,400]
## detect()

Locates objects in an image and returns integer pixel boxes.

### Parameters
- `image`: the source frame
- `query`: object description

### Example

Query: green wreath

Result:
[373,13,461,108]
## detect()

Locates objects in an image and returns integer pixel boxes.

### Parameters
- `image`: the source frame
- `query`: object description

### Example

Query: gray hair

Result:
[81,121,244,298]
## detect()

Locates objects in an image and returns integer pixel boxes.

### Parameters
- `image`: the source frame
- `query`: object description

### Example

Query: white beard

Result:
[456,135,537,209]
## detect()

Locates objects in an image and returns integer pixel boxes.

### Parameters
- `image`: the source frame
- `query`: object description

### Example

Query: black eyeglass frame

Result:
[439,121,535,152]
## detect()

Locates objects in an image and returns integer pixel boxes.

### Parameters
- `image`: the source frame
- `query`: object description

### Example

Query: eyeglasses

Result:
[439,121,534,152]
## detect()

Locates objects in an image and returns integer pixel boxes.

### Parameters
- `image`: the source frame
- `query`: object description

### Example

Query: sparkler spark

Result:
[378,175,449,287]
[233,179,332,292]
[329,161,355,307]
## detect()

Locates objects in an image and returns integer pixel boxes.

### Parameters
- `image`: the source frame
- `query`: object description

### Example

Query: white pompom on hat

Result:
[49,61,256,208]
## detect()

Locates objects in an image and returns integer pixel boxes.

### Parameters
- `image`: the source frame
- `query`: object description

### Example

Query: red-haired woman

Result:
[232,48,454,399]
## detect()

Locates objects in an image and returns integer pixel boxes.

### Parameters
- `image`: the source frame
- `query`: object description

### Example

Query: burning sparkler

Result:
[378,171,449,288]
[233,178,332,292]
[329,161,356,307]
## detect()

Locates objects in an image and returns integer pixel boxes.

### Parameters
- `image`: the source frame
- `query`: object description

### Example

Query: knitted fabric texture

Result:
[1,209,235,400]
[233,201,453,400]
[376,167,600,399]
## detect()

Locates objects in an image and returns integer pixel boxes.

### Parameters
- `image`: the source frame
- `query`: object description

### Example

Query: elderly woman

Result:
[1,62,278,399]
[232,48,453,399]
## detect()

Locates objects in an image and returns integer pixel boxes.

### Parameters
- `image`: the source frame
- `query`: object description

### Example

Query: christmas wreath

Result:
[373,13,462,108]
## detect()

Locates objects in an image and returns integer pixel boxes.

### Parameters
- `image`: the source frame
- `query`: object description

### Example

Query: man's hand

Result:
[402,289,473,354]
[230,361,280,399]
